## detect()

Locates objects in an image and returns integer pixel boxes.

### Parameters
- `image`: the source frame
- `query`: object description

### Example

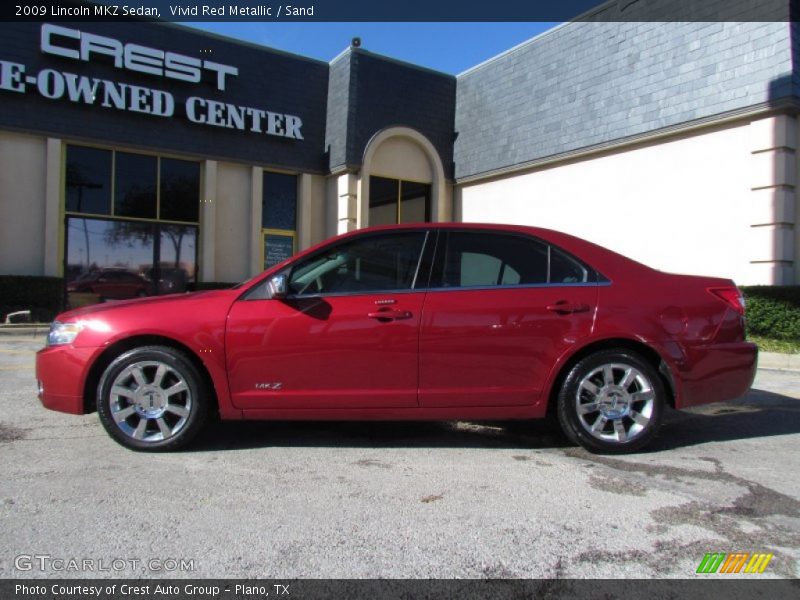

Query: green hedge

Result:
[0,276,64,323]
[741,286,800,341]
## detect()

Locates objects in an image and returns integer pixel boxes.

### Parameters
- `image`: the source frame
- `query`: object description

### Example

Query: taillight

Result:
[708,286,745,315]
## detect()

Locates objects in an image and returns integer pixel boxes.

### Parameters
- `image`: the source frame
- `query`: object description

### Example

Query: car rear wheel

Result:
[557,349,664,454]
[96,346,208,451]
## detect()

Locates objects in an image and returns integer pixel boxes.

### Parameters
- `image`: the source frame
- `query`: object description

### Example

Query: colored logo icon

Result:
[696,553,773,574]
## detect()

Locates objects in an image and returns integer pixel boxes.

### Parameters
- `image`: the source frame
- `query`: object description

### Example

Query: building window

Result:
[65,146,112,215]
[369,176,432,226]
[114,152,157,219]
[262,171,297,269]
[64,144,200,306]
[160,158,201,222]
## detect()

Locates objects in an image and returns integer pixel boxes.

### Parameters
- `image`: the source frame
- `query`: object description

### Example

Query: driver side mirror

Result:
[267,274,288,299]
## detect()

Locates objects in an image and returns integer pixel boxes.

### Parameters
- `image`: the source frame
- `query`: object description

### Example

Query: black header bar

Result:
[2,0,794,23]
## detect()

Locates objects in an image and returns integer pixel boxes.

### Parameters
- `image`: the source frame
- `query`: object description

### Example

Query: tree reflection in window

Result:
[114,152,157,219]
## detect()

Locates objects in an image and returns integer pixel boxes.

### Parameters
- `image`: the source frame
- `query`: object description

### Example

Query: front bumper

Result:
[35,344,100,414]
[677,341,758,409]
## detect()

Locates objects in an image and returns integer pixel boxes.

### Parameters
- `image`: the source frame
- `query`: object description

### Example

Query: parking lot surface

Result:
[0,337,798,579]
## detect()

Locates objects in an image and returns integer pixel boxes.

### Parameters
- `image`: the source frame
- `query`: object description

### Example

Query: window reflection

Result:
[156,225,197,293]
[114,152,157,219]
[65,146,111,215]
[64,145,201,308]
[65,217,198,305]
[66,218,155,302]
[161,158,200,222]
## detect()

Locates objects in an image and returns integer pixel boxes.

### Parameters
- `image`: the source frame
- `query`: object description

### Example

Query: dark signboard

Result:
[0,21,329,171]
[263,232,294,269]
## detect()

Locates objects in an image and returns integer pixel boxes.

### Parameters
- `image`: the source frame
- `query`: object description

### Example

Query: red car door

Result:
[225,230,430,410]
[419,230,598,408]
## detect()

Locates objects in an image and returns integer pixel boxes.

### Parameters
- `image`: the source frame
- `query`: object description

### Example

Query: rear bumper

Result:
[35,345,99,415]
[677,341,758,409]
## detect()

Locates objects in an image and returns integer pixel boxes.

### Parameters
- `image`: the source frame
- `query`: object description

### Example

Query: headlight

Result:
[47,321,83,346]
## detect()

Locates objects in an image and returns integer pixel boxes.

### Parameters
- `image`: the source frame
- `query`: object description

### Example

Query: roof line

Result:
[457,22,567,78]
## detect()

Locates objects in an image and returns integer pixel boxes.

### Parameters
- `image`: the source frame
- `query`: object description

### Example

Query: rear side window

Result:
[550,246,589,284]
[431,231,590,288]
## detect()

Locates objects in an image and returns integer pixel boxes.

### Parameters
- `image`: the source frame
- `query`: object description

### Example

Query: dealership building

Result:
[0,6,798,303]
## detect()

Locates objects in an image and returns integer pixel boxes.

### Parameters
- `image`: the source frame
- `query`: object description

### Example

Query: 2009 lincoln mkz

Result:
[36,223,757,453]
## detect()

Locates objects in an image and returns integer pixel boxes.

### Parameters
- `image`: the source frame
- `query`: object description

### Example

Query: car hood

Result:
[55,289,236,322]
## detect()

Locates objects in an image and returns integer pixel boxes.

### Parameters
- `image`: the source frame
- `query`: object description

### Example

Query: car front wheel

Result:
[96,346,208,451]
[557,349,665,454]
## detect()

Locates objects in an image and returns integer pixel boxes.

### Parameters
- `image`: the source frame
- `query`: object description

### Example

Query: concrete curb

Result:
[0,326,48,337]
[758,351,800,372]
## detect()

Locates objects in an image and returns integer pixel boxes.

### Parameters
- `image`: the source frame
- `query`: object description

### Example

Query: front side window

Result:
[432,232,590,288]
[287,232,426,296]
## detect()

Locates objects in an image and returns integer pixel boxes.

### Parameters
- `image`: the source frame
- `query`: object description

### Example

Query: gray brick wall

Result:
[455,20,794,180]
[348,51,456,178]
[325,52,354,171]
[326,49,456,177]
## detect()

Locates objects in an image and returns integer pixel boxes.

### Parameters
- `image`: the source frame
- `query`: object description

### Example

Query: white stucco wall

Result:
[0,131,47,276]
[458,122,762,284]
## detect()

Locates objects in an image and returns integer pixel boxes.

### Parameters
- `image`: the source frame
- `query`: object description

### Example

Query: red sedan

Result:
[36,224,757,453]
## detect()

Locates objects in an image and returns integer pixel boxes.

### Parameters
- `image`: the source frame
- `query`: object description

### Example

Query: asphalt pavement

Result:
[0,337,798,579]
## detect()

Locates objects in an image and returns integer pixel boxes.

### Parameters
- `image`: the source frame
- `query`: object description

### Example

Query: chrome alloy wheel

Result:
[574,363,655,443]
[108,360,192,443]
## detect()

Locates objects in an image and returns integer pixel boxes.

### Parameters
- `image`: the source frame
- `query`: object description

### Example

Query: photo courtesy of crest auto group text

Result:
[0,0,798,596]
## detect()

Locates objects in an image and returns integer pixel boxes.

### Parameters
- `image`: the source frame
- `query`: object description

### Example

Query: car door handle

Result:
[367,309,413,321]
[546,301,590,314]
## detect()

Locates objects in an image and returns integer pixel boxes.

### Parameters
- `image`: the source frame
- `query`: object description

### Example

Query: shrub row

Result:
[741,286,800,341]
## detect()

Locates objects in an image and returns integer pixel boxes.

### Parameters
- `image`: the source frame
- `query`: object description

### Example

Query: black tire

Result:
[96,345,209,451]
[557,349,665,454]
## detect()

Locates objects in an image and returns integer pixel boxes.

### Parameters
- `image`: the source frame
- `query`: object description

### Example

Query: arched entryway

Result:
[358,127,449,227]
